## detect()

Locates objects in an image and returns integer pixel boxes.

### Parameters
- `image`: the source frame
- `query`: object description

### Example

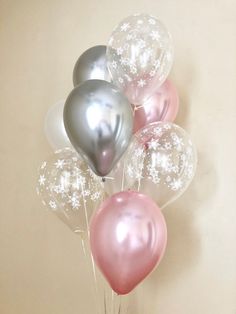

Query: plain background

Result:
[0,0,236,313]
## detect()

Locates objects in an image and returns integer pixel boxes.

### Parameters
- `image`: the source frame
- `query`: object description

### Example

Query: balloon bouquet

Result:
[37,14,197,313]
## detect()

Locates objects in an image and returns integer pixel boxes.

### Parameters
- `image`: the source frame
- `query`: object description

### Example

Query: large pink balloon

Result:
[133,79,179,133]
[90,191,167,295]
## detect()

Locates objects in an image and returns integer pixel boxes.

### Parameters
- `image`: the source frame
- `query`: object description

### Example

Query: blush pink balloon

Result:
[90,191,167,295]
[133,79,179,134]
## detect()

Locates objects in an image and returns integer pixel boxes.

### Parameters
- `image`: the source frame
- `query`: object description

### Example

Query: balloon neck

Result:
[102,177,106,183]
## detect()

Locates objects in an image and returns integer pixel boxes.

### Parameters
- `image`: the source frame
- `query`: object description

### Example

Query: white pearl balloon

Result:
[44,100,73,150]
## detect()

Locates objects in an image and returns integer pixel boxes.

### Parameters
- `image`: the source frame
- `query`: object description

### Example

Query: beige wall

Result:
[0,0,236,313]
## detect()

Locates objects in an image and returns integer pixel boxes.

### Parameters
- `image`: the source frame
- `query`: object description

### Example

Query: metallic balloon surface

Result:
[44,100,73,150]
[124,122,197,208]
[90,191,167,295]
[73,45,111,86]
[64,80,133,177]
[133,79,179,133]
[107,14,174,105]
[36,148,104,234]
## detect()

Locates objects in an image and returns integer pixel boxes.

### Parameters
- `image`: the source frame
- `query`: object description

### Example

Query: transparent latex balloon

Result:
[107,14,174,105]
[103,149,137,196]
[36,148,104,234]
[124,122,197,208]
[44,100,73,150]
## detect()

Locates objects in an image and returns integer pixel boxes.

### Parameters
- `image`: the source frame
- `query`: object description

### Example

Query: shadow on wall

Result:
[127,53,218,314]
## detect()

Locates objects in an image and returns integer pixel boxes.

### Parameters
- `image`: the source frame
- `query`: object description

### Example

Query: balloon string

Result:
[118,297,121,314]
[111,290,114,313]
[81,237,87,257]
[159,100,170,121]
[81,183,102,314]
[104,289,107,314]
[121,160,125,191]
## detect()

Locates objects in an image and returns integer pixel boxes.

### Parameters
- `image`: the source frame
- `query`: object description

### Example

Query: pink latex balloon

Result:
[133,79,179,134]
[90,191,167,295]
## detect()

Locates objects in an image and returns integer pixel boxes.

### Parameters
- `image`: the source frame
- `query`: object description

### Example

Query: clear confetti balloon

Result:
[124,122,197,208]
[36,148,104,234]
[107,14,174,105]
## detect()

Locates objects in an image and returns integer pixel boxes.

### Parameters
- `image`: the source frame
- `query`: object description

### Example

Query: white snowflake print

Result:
[39,175,46,186]
[53,184,66,194]
[91,192,101,201]
[137,39,146,49]
[171,133,184,151]
[150,30,161,41]
[127,33,134,41]
[145,47,153,57]
[171,165,179,173]
[127,165,134,177]
[72,167,82,177]
[121,57,128,65]
[116,47,123,56]
[135,147,145,157]
[148,18,156,25]
[163,123,171,130]
[166,176,171,183]
[41,162,47,169]
[185,165,194,178]
[169,179,183,191]
[135,171,144,181]
[154,59,161,68]
[147,138,160,150]
[120,22,130,32]
[124,123,196,199]
[49,200,57,210]
[137,79,146,87]
[68,192,80,209]
[54,159,65,169]
[118,77,124,84]
[130,66,137,74]
[149,69,156,77]
[153,126,163,136]
[164,142,172,150]
[73,176,86,190]
[108,36,114,46]
[82,189,91,197]
[152,175,160,184]
[112,61,117,69]
[147,165,160,184]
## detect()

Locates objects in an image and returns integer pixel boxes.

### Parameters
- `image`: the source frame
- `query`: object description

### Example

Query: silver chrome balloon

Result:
[64,80,133,177]
[73,45,111,86]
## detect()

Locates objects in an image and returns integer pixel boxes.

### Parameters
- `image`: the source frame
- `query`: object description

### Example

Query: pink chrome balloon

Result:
[90,191,167,295]
[133,79,179,134]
